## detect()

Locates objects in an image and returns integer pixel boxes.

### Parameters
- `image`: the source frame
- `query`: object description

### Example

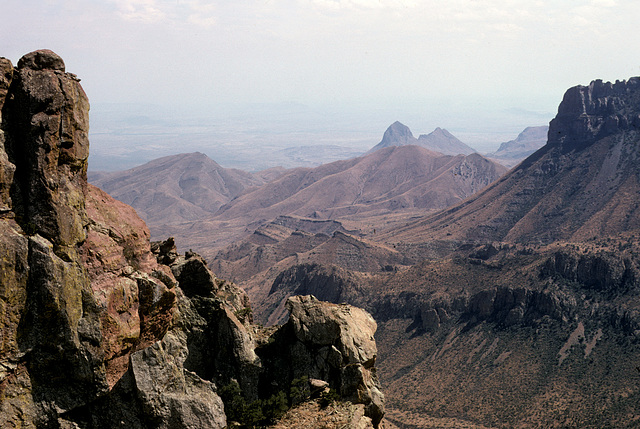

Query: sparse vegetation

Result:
[220,376,323,428]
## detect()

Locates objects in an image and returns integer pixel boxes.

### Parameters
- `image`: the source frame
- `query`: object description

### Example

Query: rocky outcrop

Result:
[369,121,417,151]
[0,49,385,428]
[541,250,639,294]
[81,184,177,387]
[259,296,384,427]
[368,122,476,155]
[0,50,382,429]
[548,78,640,154]
[269,263,362,307]
[0,49,104,426]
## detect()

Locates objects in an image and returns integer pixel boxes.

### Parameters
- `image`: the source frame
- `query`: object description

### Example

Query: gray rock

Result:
[129,333,226,429]
[259,295,384,427]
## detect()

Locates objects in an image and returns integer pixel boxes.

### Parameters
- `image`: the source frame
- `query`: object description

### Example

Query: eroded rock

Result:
[260,295,385,427]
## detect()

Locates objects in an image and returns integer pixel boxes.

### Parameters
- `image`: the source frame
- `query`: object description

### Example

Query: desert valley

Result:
[1,49,640,429]
[89,64,640,427]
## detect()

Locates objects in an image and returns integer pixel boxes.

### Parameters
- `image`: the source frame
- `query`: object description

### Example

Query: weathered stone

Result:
[259,295,384,427]
[169,248,251,316]
[549,77,640,153]
[287,295,378,366]
[17,49,66,72]
[129,333,226,429]
[5,49,89,257]
[0,57,15,212]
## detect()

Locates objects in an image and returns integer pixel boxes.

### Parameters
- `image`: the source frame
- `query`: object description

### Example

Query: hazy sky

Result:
[3,0,640,164]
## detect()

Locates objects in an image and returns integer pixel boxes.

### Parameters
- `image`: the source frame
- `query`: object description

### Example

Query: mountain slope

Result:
[388,78,640,245]
[368,122,476,155]
[90,152,266,223]
[487,125,548,167]
[214,145,505,222]
[489,125,548,159]
[105,145,505,259]
[416,127,476,155]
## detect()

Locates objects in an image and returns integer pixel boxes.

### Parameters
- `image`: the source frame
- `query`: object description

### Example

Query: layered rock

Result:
[548,78,640,153]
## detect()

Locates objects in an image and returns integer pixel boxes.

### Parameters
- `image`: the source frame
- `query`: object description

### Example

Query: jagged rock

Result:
[260,295,385,427]
[154,237,251,316]
[0,50,106,425]
[129,332,227,429]
[5,49,89,257]
[0,50,386,428]
[173,287,261,401]
[549,78,640,153]
[81,183,176,387]
[376,121,417,148]
[541,250,639,293]
[0,57,15,212]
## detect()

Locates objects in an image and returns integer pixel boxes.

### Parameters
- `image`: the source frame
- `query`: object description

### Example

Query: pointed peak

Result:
[387,121,412,133]
[379,121,415,144]
[430,127,452,137]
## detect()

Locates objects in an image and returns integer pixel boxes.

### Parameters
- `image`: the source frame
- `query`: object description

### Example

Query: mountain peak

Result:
[391,76,640,244]
[417,127,475,155]
[381,121,416,144]
[366,121,417,153]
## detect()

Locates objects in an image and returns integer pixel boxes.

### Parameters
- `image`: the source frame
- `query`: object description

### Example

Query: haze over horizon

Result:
[3,0,640,171]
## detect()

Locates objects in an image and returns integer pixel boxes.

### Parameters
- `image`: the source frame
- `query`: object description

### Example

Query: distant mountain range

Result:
[486,125,548,167]
[209,77,640,427]
[368,121,476,155]
[89,152,274,224]
[387,80,640,245]
[91,138,506,260]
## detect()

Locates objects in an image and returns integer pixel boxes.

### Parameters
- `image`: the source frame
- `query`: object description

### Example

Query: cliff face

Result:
[0,50,384,428]
[388,77,640,244]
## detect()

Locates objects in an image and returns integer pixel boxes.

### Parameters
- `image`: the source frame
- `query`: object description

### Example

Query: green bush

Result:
[319,388,341,408]
[289,376,310,406]
[219,381,291,428]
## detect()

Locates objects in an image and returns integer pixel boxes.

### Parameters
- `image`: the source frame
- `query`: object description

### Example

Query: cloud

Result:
[185,0,218,27]
[308,0,418,12]
[111,0,169,22]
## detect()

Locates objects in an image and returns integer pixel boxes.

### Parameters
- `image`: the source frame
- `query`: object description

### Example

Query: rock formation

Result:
[368,122,476,155]
[258,295,384,427]
[0,50,384,428]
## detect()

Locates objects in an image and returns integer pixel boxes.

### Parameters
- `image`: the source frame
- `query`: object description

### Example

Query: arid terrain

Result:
[86,55,640,427]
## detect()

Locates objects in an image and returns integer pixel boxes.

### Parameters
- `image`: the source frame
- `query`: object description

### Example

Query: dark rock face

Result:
[4,49,89,256]
[269,262,359,303]
[0,50,100,424]
[0,50,385,428]
[541,250,639,294]
[549,78,640,153]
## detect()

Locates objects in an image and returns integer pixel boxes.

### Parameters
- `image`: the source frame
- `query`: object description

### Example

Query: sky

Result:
[3,0,640,169]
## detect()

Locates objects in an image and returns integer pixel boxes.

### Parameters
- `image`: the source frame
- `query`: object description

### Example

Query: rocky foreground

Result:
[0,50,384,427]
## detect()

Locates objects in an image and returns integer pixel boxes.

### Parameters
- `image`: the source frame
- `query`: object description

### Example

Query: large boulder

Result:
[259,295,385,427]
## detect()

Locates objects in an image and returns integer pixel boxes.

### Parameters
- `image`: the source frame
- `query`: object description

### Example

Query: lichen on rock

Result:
[0,50,385,428]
